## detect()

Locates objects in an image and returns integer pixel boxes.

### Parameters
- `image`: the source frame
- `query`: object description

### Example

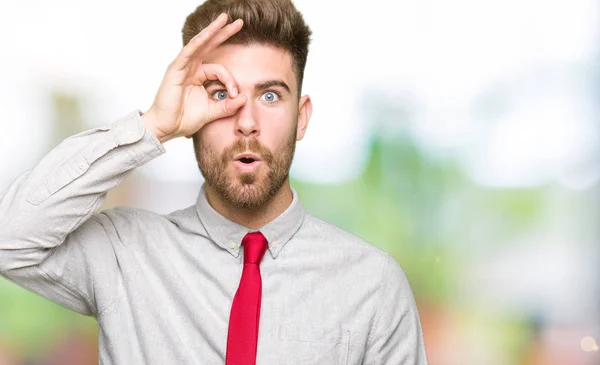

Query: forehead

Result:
[204,43,297,93]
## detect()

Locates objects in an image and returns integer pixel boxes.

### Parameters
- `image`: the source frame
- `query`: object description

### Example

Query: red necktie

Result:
[225,231,268,365]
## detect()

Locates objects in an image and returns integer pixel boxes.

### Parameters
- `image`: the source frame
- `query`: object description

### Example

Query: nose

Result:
[234,98,259,137]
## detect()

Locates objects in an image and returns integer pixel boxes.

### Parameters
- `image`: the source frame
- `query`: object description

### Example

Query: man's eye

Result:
[212,90,229,101]
[260,91,279,103]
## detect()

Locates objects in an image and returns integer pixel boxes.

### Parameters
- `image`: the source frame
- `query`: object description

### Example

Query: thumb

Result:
[210,93,247,120]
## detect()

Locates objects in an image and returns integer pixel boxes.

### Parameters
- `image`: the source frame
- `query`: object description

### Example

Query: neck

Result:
[204,179,293,230]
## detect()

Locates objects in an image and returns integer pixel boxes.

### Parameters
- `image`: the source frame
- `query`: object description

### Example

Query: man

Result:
[0,0,428,364]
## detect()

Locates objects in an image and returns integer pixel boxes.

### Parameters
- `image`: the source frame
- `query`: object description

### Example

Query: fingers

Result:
[183,93,247,138]
[202,19,244,53]
[171,14,243,71]
[200,63,239,97]
[173,13,227,69]
[209,93,248,121]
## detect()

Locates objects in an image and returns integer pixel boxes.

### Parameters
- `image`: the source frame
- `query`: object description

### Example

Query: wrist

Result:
[141,110,171,144]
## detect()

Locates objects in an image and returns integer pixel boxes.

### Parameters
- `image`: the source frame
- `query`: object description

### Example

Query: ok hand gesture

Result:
[143,13,247,143]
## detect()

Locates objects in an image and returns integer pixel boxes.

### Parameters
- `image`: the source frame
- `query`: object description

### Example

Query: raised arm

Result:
[0,12,247,316]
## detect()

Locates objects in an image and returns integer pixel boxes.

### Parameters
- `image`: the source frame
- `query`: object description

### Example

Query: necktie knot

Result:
[242,231,268,265]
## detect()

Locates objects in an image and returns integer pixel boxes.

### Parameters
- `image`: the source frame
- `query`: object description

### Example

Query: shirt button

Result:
[229,242,236,249]
[272,241,278,248]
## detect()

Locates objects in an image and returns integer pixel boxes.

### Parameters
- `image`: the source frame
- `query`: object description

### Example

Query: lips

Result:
[234,153,262,165]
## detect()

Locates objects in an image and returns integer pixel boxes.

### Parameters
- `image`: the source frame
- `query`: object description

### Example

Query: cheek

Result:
[198,122,232,153]
[258,106,297,140]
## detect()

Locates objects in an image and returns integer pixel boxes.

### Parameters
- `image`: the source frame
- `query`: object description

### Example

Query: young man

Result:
[0,0,427,364]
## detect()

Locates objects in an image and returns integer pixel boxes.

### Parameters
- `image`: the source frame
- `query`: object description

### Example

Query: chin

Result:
[236,172,259,186]
[223,175,270,209]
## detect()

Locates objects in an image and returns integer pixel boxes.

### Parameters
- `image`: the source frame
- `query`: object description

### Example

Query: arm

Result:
[362,253,428,364]
[0,111,165,315]
[0,13,247,317]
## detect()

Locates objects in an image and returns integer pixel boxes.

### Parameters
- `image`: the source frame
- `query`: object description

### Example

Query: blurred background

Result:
[0,0,599,364]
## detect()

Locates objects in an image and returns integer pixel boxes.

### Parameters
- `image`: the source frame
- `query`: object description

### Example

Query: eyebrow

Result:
[254,80,291,94]
[203,79,291,94]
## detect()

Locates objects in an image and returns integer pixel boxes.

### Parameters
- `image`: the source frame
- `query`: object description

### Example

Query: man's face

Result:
[193,43,311,210]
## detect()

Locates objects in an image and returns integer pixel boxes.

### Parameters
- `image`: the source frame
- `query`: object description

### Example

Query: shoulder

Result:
[95,204,198,226]
[300,212,389,257]
[86,205,199,243]
[301,212,412,280]
[83,206,143,243]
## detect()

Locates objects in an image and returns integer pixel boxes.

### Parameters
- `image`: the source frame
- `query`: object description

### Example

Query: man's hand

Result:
[142,13,247,143]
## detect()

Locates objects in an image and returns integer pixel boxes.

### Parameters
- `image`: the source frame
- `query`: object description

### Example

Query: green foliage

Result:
[0,278,96,355]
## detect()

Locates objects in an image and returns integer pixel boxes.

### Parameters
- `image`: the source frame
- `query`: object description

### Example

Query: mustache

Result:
[221,138,274,164]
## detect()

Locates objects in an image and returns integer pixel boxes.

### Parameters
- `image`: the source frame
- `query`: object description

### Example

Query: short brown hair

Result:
[182,0,312,95]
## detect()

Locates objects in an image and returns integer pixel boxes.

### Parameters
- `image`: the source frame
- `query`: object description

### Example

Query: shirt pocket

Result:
[276,322,350,365]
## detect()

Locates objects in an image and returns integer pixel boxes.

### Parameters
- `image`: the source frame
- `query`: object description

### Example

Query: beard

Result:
[195,129,297,210]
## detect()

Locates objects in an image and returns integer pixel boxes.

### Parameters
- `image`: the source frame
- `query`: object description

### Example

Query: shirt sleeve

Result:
[362,253,429,365]
[0,110,165,316]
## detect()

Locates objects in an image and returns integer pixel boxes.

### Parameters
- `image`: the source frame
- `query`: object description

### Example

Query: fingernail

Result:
[232,87,238,97]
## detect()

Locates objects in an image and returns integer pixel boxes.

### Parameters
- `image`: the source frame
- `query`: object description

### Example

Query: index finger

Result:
[201,19,244,55]
[172,13,233,70]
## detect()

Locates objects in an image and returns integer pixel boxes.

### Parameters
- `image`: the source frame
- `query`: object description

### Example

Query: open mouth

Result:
[239,157,256,164]
[233,154,262,172]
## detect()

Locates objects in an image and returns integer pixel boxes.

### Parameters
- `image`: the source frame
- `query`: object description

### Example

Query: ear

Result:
[296,94,312,141]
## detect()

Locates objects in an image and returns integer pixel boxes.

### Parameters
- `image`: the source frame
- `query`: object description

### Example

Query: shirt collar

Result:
[195,183,305,259]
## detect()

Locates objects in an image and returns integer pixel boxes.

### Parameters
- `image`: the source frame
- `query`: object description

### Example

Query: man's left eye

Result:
[260,91,279,102]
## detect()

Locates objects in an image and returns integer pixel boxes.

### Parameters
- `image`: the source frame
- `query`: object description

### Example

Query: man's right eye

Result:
[212,90,229,101]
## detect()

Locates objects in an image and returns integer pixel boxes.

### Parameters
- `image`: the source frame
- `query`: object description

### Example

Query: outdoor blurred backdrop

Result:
[0,0,599,364]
